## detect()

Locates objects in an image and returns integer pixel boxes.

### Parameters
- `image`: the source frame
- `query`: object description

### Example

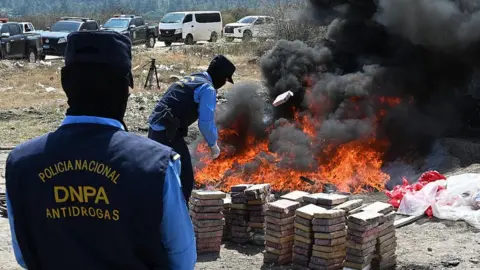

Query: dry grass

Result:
[0,42,265,146]
[0,61,65,109]
[0,43,262,111]
[131,43,263,94]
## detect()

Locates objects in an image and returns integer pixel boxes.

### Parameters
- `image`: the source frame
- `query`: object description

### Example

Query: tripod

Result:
[144,58,160,89]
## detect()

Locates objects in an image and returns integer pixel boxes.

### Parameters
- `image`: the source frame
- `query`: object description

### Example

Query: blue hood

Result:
[36,31,69,38]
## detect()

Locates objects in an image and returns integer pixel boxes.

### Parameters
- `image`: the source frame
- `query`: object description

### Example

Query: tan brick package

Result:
[229,184,253,244]
[292,204,326,269]
[245,184,272,246]
[190,190,227,254]
[280,190,311,206]
[302,193,349,210]
[344,209,393,270]
[371,211,397,270]
[264,199,300,265]
[309,209,346,270]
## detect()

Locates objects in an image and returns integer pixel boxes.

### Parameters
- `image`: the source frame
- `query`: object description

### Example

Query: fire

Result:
[193,81,405,194]
[194,131,390,193]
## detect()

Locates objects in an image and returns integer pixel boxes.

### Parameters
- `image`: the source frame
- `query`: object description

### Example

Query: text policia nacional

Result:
[38,160,120,221]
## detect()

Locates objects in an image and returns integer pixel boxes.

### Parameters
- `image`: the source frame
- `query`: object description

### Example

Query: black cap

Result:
[208,55,236,84]
[64,30,134,88]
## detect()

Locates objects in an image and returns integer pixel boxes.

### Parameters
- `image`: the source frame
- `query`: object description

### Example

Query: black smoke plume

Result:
[191,82,269,168]
[192,0,480,189]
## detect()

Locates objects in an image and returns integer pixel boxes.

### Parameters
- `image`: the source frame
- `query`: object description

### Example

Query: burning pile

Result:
[193,0,480,193]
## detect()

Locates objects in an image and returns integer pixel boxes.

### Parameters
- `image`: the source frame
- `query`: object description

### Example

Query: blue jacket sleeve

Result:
[161,159,196,270]
[194,84,218,147]
[6,192,27,269]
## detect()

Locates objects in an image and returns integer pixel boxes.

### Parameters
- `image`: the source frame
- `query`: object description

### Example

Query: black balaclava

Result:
[61,64,131,131]
[61,30,134,131]
[206,55,236,90]
[207,70,227,90]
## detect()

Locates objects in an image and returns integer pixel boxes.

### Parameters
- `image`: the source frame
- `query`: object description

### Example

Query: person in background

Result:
[5,30,196,270]
[147,54,236,204]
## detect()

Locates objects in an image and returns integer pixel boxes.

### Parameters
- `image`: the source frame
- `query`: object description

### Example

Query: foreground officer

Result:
[147,55,236,204]
[5,31,196,270]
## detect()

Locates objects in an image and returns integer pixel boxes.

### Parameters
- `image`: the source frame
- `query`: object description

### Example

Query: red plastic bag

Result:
[418,170,446,184]
[425,206,433,217]
[385,170,446,217]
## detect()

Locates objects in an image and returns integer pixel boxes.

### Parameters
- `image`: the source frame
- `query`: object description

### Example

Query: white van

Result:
[223,16,276,42]
[158,11,222,46]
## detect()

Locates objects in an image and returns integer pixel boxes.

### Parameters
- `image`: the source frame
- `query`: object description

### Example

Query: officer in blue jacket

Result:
[148,55,236,203]
[5,31,196,270]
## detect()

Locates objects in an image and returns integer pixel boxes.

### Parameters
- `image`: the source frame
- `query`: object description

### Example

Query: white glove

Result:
[210,142,220,159]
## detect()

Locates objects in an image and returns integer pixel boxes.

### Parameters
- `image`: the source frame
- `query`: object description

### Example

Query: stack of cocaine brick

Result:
[310,208,347,270]
[222,197,232,241]
[345,210,385,269]
[363,202,397,270]
[333,199,364,219]
[264,199,300,265]
[229,184,253,244]
[245,184,272,246]
[292,204,325,269]
[280,191,311,206]
[190,190,227,254]
[303,193,349,210]
[344,202,397,270]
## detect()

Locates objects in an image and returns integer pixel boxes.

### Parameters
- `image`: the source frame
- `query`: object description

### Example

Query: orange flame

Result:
[194,134,390,194]
[193,80,406,194]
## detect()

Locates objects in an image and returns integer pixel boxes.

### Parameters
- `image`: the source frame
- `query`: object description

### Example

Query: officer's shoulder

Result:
[116,132,175,155]
[7,133,51,164]
[114,132,177,169]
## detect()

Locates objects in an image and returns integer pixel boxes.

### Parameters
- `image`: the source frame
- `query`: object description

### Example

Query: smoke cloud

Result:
[192,0,480,189]
[375,0,480,51]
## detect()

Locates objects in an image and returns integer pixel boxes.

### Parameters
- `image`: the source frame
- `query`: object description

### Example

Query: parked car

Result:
[101,14,159,48]
[37,17,99,59]
[158,11,222,46]
[18,22,36,33]
[223,16,276,42]
[0,18,43,62]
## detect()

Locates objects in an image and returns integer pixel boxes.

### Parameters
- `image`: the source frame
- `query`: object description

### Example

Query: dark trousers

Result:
[148,128,194,204]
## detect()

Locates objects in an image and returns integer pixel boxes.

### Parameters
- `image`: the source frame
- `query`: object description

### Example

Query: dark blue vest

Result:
[148,72,212,136]
[6,123,174,270]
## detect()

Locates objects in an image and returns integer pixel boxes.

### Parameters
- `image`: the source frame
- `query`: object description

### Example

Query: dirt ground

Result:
[1,153,479,270]
[1,41,480,270]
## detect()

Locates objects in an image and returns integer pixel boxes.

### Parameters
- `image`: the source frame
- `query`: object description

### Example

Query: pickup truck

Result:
[101,15,159,48]
[18,22,36,33]
[0,19,43,63]
[37,17,100,59]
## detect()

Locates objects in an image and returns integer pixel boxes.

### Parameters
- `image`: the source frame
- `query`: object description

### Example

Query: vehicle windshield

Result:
[160,13,185,23]
[50,21,80,32]
[103,19,129,28]
[237,16,257,24]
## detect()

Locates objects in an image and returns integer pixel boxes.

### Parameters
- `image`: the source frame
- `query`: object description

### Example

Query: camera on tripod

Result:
[143,58,160,90]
